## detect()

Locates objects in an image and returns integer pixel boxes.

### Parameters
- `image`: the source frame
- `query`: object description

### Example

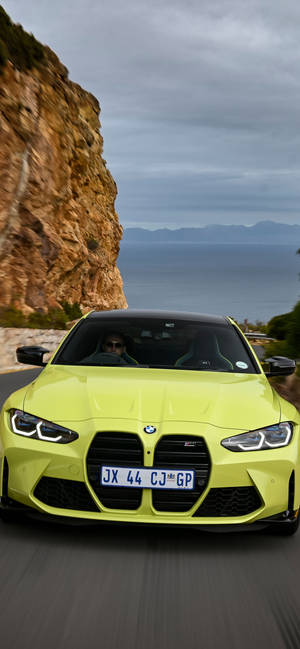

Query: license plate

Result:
[100,466,195,490]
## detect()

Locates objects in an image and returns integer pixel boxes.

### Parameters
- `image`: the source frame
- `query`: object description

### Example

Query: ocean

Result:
[118,243,300,323]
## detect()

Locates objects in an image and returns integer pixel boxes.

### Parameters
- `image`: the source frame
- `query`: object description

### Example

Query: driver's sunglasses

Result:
[105,341,123,349]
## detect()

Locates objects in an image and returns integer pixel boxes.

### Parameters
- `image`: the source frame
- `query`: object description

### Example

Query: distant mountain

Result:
[123,221,300,245]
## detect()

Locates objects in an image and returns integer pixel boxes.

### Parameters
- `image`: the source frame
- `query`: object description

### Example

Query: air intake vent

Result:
[34,477,99,511]
[193,487,261,517]
[152,435,211,512]
[87,432,143,510]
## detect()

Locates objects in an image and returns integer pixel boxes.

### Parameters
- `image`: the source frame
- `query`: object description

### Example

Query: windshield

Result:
[52,317,258,373]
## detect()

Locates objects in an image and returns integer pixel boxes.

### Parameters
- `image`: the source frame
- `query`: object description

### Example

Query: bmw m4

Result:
[0,310,299,534]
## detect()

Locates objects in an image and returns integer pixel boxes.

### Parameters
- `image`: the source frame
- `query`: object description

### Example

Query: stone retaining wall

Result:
[0,327,67,371]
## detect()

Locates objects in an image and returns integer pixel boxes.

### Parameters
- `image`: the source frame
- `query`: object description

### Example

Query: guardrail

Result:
[244,333,275,341]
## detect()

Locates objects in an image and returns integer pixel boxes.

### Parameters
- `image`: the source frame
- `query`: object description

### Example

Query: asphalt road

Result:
[0,370,299,649]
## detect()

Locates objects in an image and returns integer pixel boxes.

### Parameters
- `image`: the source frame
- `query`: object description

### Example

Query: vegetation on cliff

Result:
[0,302,83,329]
[0,6,44,72]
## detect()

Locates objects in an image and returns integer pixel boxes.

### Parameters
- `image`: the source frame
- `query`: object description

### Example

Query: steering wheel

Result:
[95,352,129,366]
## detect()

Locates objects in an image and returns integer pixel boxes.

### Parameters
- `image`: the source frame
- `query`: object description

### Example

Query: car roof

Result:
[86,309,229,326]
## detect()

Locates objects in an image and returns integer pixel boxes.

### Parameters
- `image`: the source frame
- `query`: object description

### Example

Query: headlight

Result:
[221,422,293,452]
[10,410,78,444]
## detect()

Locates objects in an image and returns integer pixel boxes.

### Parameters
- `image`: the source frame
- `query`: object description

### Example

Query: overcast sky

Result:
[3,0,300,228]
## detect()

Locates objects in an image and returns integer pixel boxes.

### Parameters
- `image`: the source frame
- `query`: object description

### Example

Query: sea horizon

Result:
[118,241,300,324]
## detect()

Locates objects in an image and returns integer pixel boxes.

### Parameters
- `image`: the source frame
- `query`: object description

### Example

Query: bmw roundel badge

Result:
[144,425,156,434]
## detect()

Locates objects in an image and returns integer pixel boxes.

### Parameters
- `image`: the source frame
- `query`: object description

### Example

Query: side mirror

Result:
[16,346,50,367]
[264,355,296,377]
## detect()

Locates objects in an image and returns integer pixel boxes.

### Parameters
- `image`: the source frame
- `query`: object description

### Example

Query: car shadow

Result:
[0,513,290,557]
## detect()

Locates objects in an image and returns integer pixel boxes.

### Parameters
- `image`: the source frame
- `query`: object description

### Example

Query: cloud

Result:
[2,0,300,226]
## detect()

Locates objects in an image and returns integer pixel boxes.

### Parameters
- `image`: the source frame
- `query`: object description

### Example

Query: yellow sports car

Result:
[0,310,299,533]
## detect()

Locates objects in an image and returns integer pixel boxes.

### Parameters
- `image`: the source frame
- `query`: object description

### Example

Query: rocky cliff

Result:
[0,19,127,313]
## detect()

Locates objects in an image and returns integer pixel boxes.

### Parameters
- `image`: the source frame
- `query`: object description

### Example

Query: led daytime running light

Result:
[36,421,62,443]
[238,431,265,451]
[11,412,35,437]
[10,410,78,444]
[222,422,293,452]
[263,424,292,448]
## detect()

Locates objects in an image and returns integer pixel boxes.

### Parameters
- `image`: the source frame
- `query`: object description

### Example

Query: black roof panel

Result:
[87,309,229,325]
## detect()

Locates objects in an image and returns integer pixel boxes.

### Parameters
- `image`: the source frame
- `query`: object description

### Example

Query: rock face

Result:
[0,47,127,313]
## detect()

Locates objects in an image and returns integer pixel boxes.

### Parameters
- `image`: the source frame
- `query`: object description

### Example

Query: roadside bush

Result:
[264,339,289,359]
[267,312,291,340]
[265,301,300,360]
[287,301,300,358]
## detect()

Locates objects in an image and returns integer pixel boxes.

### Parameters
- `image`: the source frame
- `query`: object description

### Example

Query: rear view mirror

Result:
[264,355,296,377]
[16,346,50,367]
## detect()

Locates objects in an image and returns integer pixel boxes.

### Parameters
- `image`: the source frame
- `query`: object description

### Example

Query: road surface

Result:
[0,370,298,649]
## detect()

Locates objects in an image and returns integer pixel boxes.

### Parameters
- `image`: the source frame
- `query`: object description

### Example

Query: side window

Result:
[216,328,257,373]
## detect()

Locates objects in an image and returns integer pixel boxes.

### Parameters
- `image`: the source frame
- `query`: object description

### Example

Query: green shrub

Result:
[267,312,291,340]
[0,305,81,329]
[264,339,289,359]
[0,5,44,72]
[0,306,27,327]
[265,301,300,360]
[286,301,300,358]
[27,309,67,330]
[60,301,82,320]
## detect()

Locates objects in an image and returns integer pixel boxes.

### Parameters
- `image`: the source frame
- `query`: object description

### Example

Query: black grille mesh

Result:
[193,487,261,517]
[152,435,211,512]
[34,477,99,511]
[86,432,143,510]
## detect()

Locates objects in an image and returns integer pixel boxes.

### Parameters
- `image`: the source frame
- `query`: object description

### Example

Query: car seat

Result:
[175,334,233,371]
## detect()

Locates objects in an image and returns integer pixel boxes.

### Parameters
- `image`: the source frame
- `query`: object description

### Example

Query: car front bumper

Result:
[1,409,299,527]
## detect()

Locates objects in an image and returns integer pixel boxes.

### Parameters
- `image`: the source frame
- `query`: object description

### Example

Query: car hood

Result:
[22,365,281,432]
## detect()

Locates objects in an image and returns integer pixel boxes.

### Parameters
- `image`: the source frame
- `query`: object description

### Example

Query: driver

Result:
[81,331,138,365]
[102,332,127,357]
[102,332,138,365]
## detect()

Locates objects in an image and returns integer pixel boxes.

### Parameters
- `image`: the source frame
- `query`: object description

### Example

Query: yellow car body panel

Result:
[1,358,299,526]
[22,365,282,430]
